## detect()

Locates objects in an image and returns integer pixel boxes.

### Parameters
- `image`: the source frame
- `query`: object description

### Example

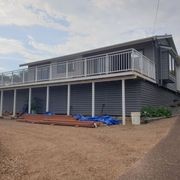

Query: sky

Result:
[0,0,180,72]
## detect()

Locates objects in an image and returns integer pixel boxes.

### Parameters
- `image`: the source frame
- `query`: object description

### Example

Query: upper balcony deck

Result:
[0,49,156,89]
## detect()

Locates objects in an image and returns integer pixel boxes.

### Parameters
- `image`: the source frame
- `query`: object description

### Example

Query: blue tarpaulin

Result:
[74,114,122,125]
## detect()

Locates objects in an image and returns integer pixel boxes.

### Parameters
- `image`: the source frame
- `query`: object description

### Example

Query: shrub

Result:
[141,106,172,118]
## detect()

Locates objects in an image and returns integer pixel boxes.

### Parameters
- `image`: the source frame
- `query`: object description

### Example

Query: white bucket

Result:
[131,112,141,125]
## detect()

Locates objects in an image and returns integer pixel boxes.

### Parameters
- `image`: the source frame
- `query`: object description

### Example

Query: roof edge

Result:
[20,34,173,67]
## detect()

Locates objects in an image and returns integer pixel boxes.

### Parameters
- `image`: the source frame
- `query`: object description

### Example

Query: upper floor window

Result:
[169,54,175,76]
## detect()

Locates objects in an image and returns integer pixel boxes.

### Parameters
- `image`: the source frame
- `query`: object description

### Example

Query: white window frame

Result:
[169,53,175,76]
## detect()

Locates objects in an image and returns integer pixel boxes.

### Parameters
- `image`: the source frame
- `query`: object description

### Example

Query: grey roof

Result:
[20,34,177,67]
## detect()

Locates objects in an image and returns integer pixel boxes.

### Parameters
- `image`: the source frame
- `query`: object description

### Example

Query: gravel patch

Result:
[0,117,176,180]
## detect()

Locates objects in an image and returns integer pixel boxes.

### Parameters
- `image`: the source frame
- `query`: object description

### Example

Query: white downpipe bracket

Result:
[122,79,126,125]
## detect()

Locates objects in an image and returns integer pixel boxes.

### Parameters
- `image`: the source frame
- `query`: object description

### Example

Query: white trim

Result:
[35,66,38,82]
[0,90,3,116]
[11,72,14,84]
[13,89,17,117]
[84,58,87,76]
[92,82,95,117]
[122,79,126,125]
[28,88,32,114]
[0,71,142,90]
[66,63,68,78]
[22,70,25,83]
[67,84,71,115]
[46,86,50,112]
[49,64,52,80]
[105,54,109,74]
[0,74,137,91]
[133,71,156,83]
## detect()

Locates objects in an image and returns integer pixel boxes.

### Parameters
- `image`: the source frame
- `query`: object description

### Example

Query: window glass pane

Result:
[172,57,175,71]
[169,54,172,71]
[169,54,175,76]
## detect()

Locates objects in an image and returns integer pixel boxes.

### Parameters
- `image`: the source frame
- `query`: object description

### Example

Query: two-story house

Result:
[0,34,179,125]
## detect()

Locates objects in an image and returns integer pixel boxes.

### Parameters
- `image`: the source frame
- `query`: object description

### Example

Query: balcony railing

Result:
[0,49,156,87]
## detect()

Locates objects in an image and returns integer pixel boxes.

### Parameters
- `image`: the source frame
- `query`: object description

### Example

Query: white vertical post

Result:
[46,86,50,112]
[28,88,32,114]
[11,72,14,85]
[66,63,68,78]
[122,79,126,125]
[92,82,95,117]
[131,49,135,70]
[13,89,17,117]
[2,73,4,86]
[49,64,52,80]
[84,58,87,76]
[140,54,143,74]
[22,70,25,83]
[35,66,38,82]
[67,84,71,116]
[106,54,109,74]
[0,90,3,117]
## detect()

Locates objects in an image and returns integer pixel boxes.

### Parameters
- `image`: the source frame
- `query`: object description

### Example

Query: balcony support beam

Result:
[122,79,126,125]
[67,84,71,116]
[92,82,95,117]
[46,86,50,112]
[13,89,17,117]
[28,88,32,114]
[0,90,3,117]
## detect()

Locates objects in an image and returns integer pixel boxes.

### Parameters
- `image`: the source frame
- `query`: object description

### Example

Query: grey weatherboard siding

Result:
[70,83,92,115]
[16,89,29,112]
[1,80,179,116]
[49,86,67,114]
[49,80,178,116]
[95,80,178,116]
[139,80,178,108]
[95,80,141,115]
[1,79,179,116]
[31,87,46,113]
[3,90,14,113]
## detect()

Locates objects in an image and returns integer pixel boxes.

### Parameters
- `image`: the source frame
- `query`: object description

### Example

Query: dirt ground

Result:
[0,117,176,180]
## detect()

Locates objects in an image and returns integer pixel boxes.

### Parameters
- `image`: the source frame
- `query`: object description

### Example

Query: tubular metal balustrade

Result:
[0,49,156,87]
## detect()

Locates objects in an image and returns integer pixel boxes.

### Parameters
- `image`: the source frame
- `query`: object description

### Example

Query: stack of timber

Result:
[17,114,102,128]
